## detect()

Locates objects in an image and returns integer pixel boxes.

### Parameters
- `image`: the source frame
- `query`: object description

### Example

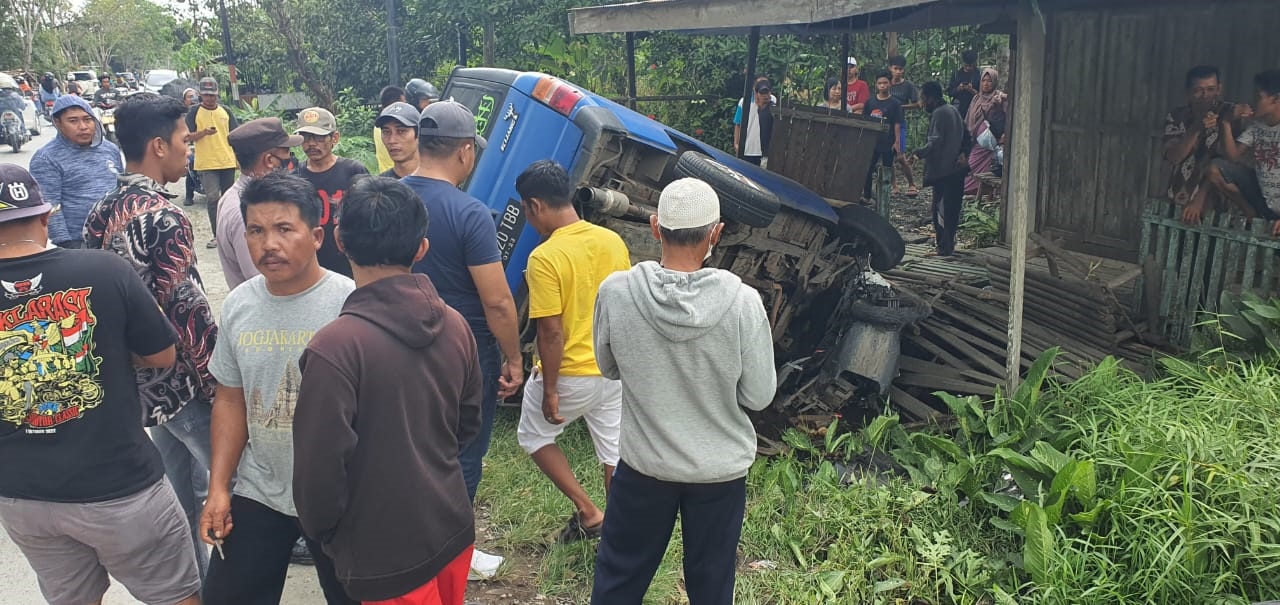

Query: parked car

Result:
[66,70,97,89]
[441,68,923,414]
[143,69,178,93]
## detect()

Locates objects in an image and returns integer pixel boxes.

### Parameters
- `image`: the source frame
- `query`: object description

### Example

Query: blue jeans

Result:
[151,401,213,579]
[459,335,500,502]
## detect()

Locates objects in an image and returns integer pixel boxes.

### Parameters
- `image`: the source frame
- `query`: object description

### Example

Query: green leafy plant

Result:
[961,199,1000,248]
[1216,290,1280,354]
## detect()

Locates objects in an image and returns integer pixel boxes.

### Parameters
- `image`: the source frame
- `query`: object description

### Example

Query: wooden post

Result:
[739,26,760,160]
[625,32,637,110]
[1005,2,1046,392]
[840,32,851,113]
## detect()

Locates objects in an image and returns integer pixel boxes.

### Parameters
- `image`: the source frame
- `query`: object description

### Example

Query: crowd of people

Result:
[0,70,776,605]
[1167,66,1280,235]
[738,49,1007,256]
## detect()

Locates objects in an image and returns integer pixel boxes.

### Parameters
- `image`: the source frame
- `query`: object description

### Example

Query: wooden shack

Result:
[569,0,1280,381]
[571,0,1280,262]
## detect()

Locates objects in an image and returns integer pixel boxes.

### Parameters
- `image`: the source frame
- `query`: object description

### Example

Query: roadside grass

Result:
[475,408,684,604]
[475,408,1016,604]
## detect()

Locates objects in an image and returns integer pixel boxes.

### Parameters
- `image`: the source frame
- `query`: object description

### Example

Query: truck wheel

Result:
[835,204,906,271]
[673,151,780,228]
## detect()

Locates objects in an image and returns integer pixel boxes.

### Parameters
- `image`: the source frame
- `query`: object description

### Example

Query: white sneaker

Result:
[468,547,504,581]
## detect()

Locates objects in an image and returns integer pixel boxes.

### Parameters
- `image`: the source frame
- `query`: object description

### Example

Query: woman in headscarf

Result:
[964,67,1008,194]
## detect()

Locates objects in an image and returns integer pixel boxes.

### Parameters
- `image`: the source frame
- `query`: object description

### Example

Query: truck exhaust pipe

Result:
[575,187,651,220]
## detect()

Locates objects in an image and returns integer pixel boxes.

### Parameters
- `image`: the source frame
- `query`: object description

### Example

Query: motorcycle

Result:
[94,97,119,144]
[2,110,29,153]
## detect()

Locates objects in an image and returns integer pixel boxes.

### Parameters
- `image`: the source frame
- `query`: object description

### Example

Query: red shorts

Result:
[361,545,473,605]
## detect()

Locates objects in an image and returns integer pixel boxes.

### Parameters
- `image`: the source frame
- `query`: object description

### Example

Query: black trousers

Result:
[203,495,357,605]
[591,461,747,605]
[930,172,965,256]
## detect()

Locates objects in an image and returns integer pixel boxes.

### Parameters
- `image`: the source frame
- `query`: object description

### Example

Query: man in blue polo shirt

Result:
[401,101,523,580]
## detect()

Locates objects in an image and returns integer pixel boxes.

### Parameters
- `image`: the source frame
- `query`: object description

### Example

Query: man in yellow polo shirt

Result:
[514,160,630,544]
[185,77,239,248]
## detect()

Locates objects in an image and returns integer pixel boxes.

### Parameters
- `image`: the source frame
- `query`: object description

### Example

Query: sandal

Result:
[556,513,604,545]
[906,187,919,198]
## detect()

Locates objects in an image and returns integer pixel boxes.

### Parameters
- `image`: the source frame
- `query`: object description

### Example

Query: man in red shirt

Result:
[846,57,871,113]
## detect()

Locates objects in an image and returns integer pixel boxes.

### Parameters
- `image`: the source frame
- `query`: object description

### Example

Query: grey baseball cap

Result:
[376,102,420,128]
[418,101,487,149]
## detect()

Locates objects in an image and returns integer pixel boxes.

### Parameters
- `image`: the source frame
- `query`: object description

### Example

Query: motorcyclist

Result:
[38,73,60,118]
[0,73,27,133]
[15,76,31,95]
[92,76,118,109]
[404,78,440,111]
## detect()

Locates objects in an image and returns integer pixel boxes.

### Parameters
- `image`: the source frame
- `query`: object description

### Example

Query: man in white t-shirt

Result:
[1213,69,1280,233]
[199,172,357,605]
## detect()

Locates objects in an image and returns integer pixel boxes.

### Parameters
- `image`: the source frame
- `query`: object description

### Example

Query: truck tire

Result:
[673,151,780,228]
[835,204,906,271]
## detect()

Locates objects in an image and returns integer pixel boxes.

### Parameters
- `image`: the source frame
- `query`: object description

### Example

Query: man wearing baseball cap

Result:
[377,101,420,179]
[185,76,240,248]
[846,56,870,112]
[294,106,370,278]
[0,164,200,605]
[216,117,303,289]
[403,100,521,579]
[590,178,776,604]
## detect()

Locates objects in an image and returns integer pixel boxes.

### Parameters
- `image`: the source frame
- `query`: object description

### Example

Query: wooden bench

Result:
[974,172,1002,203]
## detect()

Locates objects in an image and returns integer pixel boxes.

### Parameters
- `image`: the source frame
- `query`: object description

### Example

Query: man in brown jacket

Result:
[293,175,483,604]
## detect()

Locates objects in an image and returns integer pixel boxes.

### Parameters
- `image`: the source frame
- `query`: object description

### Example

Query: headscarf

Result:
[966,67,1007,135]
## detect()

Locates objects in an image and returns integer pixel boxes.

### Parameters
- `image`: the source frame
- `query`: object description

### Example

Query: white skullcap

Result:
[658,178,720,230]
[847,56,858,66]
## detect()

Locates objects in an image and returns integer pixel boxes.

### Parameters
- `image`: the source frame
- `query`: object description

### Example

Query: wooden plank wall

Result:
[1036,0,1280,262]
[768,106,887,204]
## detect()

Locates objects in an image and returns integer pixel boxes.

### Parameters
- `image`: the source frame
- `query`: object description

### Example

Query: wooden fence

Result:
[1140,199,1280,346]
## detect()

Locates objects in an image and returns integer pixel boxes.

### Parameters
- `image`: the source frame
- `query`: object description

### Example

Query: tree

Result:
[65,0,177,71]
[9,0,70,72]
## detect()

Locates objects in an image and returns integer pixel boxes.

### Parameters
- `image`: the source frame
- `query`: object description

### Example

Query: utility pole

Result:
[217,0,238,101]
[385,0,400,86]
[456,21,468,67]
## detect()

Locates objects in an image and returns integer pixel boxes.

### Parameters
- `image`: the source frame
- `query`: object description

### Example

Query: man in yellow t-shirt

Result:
[184,77,239,248]
[514,160,631,544]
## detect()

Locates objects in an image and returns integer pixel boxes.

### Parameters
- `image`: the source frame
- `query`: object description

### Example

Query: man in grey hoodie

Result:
[590,178,777,605]
[28,95,122,248]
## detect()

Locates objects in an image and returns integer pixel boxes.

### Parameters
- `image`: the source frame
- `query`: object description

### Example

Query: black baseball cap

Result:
[0,165,53,222]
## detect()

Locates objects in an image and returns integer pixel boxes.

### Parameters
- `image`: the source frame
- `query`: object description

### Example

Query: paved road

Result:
[0,125,326,604]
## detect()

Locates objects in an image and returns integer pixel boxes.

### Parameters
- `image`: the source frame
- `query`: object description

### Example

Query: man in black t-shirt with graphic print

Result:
[0,164,201,605]
[863,71,904,201]
[293,107,370,278]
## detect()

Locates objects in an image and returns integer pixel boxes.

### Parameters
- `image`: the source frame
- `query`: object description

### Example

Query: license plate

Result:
[495,198,526,267]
